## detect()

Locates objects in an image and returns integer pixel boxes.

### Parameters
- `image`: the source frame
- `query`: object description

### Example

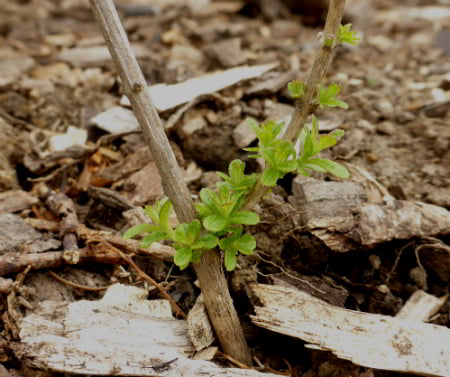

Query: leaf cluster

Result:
[124,23,359,273]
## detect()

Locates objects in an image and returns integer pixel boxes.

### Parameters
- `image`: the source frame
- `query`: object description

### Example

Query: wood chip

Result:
[90,106,139,133]
[290,176,450,252]
[396,290,448,322]
[0,190,38,214]
[120,63,278,111]
[17,284,279,376]
[57,45,150,66]
[251,283,450,377]
[233,118,257,148]
[188,294,215,351]
[0,51,35,87]
[205,38,246,68]
[0,214,59,254]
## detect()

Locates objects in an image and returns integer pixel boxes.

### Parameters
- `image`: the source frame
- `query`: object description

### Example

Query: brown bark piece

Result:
[119,161,164,205]
[57,45,150,67]
[290,177,450,252]
[0,214,57,255]
[250,283,450,377]
[205,38,246,68]
[0,51,35,87]
[0,191,38,215]
[0,245,123,276]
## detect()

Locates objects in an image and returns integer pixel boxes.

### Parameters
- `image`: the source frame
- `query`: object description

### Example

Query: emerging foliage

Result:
[124,23,358,272]
[288,80,307,99]
[317,83,348,109]
[339,23,361,45]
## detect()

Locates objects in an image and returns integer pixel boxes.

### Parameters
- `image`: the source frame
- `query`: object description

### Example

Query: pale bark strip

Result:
[251,284,450,377]
[88,0,252,364]
[16,285,279,377]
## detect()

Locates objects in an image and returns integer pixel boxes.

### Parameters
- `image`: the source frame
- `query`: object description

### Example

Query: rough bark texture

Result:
[89,0,252,364]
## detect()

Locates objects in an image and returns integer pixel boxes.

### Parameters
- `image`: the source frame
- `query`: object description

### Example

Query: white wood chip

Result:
[120,63,278,111]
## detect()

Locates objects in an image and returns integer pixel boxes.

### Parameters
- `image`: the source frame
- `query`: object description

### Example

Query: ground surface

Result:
[0,0,449,376]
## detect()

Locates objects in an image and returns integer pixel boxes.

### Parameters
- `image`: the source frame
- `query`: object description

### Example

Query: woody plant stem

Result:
[244,0,346,210]
[89,0,252,365]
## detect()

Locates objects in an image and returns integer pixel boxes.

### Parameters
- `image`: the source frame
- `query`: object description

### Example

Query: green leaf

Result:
[229,159,245,182]
[140,231,167,248]
[301,161,327,173]
[331,129,345,138]
[123,224,157,239]
[229,211,260,226]
[339,24,361,45]
[193,234,219,250]
[174,221,200,246]
[187,220,202,239]
[261,167,282,187]
[317,83,348,109]
[195,202,212,217]
[304,158,349,178]
[224,250,237,271]
[192,249,204,263]
[234,233,256,255]
[324,36,334,47]
[203,215,229,232]
[199,188,218,213]
[174,246,192,267]
[144,205,160,225]
[277,160,298,173]
[159,199,173,231]
[288,80,306,98]
[316,135,337,153]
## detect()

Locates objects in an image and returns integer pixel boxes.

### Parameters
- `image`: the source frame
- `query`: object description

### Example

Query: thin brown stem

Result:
[244,0,346,211]
[89,0,252,365]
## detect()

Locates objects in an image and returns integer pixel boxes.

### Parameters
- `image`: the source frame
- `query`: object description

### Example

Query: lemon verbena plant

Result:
[124,24,360,272]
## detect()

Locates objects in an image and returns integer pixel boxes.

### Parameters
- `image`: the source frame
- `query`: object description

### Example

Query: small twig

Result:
[255,253,326,295]
[48,271,111,291]
[0,244,124,276]
[244,0,346,210]
[216,351,252,370]
[106,242,187,319]
[385,241,414,284]
[37,184,80,259]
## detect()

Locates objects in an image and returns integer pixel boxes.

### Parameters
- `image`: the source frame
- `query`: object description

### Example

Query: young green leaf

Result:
[140,231,167,248]
[158,199,173,232]
[317,83,348,109]
[193,234,219,250]
[203,215,229,232]
[224,249,237,271]
[123,224,158,240]
[175,246,192,268]
[192,249,204,263]
[288,81,307,99]
[174,219,202,245]
[339,24,361,45]
[233,233,256,255]
[228,211,260,226]
[303,158,349,178]
[261,167,283,187]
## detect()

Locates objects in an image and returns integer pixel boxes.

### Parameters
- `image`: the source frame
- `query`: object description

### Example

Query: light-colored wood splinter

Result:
[250,284,450,377]
[16,284,280,377]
